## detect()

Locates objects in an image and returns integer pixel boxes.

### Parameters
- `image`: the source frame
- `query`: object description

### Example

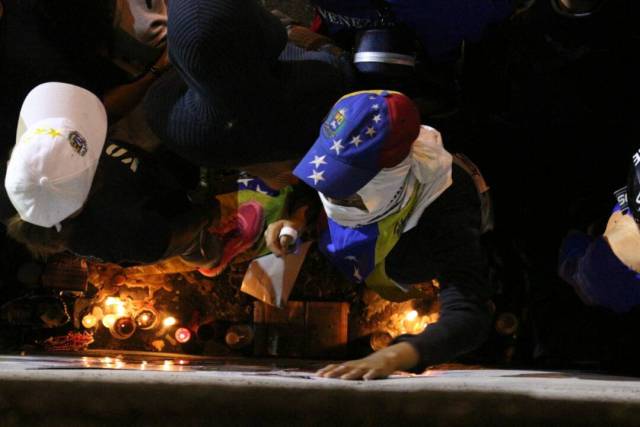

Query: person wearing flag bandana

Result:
[266,90,492,379]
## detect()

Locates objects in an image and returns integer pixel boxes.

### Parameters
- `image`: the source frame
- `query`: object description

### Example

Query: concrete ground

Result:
[1,352,640,426]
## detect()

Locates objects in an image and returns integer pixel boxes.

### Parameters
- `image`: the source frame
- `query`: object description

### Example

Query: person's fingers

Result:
[316,364,338,376]
[320,364,352,378]
[340,367,367,380]
[363,369,386,381]
[264,223,284,256]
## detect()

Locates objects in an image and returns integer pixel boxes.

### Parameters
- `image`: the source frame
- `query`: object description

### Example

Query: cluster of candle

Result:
[80,296,192,344]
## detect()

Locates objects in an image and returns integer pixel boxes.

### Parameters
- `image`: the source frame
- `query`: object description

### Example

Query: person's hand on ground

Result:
[316,342,420,380]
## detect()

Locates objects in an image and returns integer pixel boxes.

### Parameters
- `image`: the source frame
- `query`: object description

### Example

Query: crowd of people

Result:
[1,0,640,378]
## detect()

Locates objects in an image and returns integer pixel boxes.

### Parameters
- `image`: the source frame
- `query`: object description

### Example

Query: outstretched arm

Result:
[393,284,493,372]
[317,284,492,380]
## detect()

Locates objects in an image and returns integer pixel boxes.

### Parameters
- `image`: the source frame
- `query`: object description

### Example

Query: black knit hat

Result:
[143,0,347,168]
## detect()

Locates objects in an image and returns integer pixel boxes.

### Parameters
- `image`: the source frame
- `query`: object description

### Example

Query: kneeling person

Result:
[267,91,492,379]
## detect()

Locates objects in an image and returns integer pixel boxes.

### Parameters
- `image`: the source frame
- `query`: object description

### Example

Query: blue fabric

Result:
[319,219,378,284]
[559,232,640,313]
[236,175,280,197]
[312,0,514,62]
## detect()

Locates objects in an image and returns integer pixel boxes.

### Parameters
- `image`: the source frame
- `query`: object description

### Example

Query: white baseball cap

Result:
[4,82,107,231]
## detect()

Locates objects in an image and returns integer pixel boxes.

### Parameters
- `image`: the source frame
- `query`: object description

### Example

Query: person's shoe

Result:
[198,201,264,277]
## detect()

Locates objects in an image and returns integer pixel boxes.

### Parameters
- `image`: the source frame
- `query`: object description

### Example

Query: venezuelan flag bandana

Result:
[319,184,421,301]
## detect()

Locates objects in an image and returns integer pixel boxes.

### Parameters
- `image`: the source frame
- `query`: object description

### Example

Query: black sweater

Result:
[67,142,205,265]
[390,165,492,371]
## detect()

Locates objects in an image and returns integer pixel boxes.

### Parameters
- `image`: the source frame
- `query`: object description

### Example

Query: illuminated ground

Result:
[1,352,640,426]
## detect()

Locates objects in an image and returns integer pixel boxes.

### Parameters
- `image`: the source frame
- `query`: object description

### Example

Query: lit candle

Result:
[110,317,136,340]
[102,314,117,328]
[162,316,177,328]
[105,297,120,306]
[82,314,98,329]
[175,328,191,344]
[115,304,127,316]
[135,309,157,330]
[92,306,104,320]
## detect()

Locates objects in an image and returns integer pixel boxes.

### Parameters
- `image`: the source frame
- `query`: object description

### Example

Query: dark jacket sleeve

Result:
[395,285,492,372]
[386,165,493,370]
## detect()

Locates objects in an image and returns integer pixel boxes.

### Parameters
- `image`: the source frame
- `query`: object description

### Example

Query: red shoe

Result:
[198,201,264,277]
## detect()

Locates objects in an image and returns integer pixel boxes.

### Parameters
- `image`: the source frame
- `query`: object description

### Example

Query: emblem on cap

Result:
[68,131,88,156]
[322,108,347,138]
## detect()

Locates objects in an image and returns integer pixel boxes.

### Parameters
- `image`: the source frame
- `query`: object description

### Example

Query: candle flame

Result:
[406,310,418,321]
[102,314,117,328]
[175,328,191,344]
[105,297,121,306]
[162,316,177,327]
[82,314,98,329]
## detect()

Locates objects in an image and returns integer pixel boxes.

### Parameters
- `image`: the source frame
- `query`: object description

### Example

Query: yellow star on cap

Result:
[33,128,62,138]
[47,128,62,138]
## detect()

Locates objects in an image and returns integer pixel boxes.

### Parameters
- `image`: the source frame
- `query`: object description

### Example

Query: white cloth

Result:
[321,125,453,230]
